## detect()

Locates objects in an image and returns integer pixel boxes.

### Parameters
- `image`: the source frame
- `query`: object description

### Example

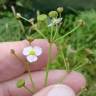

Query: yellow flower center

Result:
[29,49,36,55]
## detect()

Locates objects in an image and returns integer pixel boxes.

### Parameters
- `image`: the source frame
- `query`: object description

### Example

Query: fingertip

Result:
[34,84,75,96]
[64,71,86,93]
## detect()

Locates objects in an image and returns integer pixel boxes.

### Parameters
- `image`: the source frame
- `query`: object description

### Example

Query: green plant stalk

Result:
[24,86,33,94]
[50,24,54,41]
[18,20,25,33]
[44,22,55,86]
[5,23,9,33]
[61,49,69,70]
[11,6,25,35]
[26,43,37,92]
[59,13,62,18]
[11,51,27,71]
[11,51,36,92]
[44,43,52,86]
[57,50,71,83]
[28,27,33,35]
[17,15,33,25]
[53,24,58,41]
[55,24,81,42]
[20,16,31,23]
[11,5,16,16]
[66,58,70,71]
[57,68,71,83]
[26,62,36,92]
[73,63,87,71]
[34,28,47,39]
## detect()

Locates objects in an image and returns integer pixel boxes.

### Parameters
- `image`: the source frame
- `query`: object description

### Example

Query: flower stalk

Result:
[44,42,52,86]
[34,27,47,39]
[54,24,81,42]
[25,62,36,92]
[10,49,36,92]
[24,86,33,94]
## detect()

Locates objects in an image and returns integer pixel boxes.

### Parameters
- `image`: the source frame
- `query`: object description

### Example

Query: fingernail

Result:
[47,84,75,96]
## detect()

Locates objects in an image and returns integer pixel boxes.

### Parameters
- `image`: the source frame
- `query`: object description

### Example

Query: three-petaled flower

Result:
[23,46,42,63]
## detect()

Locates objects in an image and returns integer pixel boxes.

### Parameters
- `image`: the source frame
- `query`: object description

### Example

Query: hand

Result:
[0,39,86,96]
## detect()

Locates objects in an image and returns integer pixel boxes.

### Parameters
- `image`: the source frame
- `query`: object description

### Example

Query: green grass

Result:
[0,10,96,96]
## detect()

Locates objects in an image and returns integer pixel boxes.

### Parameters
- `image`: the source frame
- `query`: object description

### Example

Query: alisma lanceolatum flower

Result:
[23,46,42,63]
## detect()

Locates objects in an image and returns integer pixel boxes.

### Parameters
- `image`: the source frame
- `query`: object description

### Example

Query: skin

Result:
[0,39,86,96]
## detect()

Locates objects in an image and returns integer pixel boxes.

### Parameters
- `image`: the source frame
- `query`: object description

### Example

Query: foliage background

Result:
[0,0,96,96]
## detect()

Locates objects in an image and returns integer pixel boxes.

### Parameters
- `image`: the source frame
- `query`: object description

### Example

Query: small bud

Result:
[16,13,21,19]
[48,11,58,18]
[29,18,34,24]
[37,14,48,22]
[78,19,85,27]
[10,49,15,54]
[37,10,40,16]
[32,23,37,29]
[57,7,64,13]
[16,79,25,88]
[26,36,33,43]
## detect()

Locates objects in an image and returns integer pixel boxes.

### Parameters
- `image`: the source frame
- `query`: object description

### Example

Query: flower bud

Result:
[37,14,48,22]
[78,19,85,27]
[26,36,33,43]
[29,18,34,24]
[16,79,25,88]
[57,7,64,13]
[32,23,37,29]
[16,13,21,19]
[10,49,15,54]
[49,11,58,18]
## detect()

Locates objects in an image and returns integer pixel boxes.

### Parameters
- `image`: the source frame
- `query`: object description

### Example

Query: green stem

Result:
[18,20,25,33]
[10,50,36,92]
[53,24,58,41]
[11,5,16,16]
[11,6,25,34]
[5,24,9,33]
[24,86,33,94]
[66,58,70,71]
[50,25,54,41]
[20,16,31,23]
[59,13,62,18]
[44,43,52,86]
[26,62,36,92]
[73,63,87,71]
[11,6,30,25]
[60,48,68,70]
[54,24,81,42]
[57,70,71,83]
[35,28,47,39]
[27,42,36,92]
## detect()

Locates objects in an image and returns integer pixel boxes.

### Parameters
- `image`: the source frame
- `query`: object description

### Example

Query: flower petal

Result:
[23,46,32,56]
[48,23,53,27]
[33,46,42,56]
[53,18,62,24]
[26,55,38,63]
[48,18,62,27]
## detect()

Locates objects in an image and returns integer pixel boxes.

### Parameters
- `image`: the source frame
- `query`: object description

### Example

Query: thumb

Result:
[33,84,76,96]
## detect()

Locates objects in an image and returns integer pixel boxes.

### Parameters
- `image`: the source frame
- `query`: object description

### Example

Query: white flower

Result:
[23,46,42,63]
[48,18,63,27]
